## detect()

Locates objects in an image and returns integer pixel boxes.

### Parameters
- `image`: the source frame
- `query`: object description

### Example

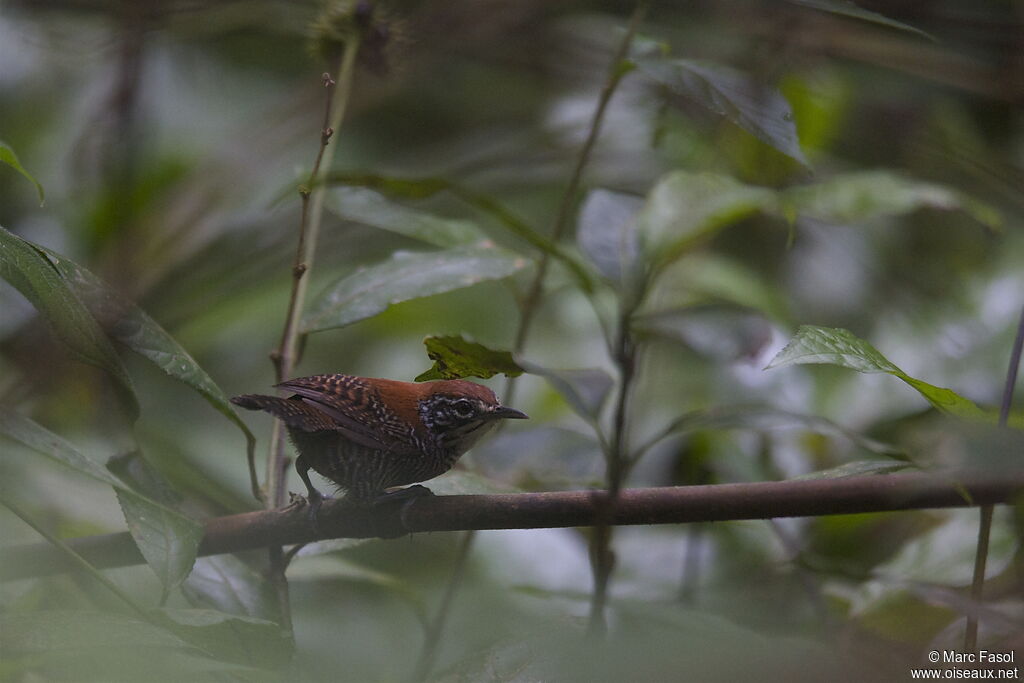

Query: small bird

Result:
[231,374,527,518]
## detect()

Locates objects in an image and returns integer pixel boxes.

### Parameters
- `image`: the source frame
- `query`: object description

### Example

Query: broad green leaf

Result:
[637,58,809,167]
[517,359,614,425]
[0,140,45,205]
[326,172,594,293]
[107,450,183,508]
[38,246,255,450]
[183,555,280,623]
[302,245,529,333]
[415,335,523,381]
[873,509,1016,586]
[154,608,293,669]
[328,186,486,247]
[116,491,205,603]
[767,326,990,420]
[781,171,1001,229]
[0,413,202,597]
[637,172,777,269]
[792,459,915,480]
[785,0,934,41]
[0,611,258,680]
[576,189,643,288]
[650,254,792,325]
[0,226,138,419]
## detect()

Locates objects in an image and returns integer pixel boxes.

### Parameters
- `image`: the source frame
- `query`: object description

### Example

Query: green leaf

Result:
[792,459,915,480]
[328,186,486,247]
[0,226,138,419]
[0,611,260,680]
[784,0,934,41]
[767,326,990,420]
[517,359,614,426]
[415,335,523,381]
[0,413,203,597]
[302,245,529,333]
[183,555,280,623]
[0,140,45,205]
[576,189,644,288]
[38,246,255,450]
[781,171,1001,229]
[326,171,595,294]
[637,171,777,269]
[637,59,809,167]
[153,608,293,669]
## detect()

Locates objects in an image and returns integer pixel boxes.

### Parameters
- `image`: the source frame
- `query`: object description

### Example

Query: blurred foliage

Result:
[2,0,1023,680]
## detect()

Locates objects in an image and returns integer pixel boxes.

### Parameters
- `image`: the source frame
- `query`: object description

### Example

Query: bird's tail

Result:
[231,394,336,432]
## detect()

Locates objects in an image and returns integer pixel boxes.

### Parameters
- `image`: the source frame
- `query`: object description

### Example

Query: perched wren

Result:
[231,374,527,517]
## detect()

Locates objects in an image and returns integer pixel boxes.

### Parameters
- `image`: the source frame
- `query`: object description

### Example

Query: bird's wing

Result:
[275,375,393,451]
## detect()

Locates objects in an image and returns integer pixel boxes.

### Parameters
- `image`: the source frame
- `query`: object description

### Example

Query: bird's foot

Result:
[284,490,331,534]
[370,485,434,537]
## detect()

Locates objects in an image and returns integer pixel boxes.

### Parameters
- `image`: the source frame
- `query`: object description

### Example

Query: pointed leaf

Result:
[328,186,486,247]
[785,1,934,40]
[153,608,293,669]
[577,189,643,287]
[638,172,777,268]
[767,326,990,420]
[38,246,255,448]
[781,171,1001,229]
[792,459,915,480]
[415,335,523,381]
[0,413,202,596]
[0,226,138,419]
[183,555,281,623]
[302,245,529,333]
[517,359,614,425]
[0,140,45,205]
[638,58,809,167]
[326,171,595,293]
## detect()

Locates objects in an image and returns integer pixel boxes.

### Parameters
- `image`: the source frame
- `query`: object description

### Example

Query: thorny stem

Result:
[410,531,476,682]
[262,36,361,636]
[964,303,1024,650]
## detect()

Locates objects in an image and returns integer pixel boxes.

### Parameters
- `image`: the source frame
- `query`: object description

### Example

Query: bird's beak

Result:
[490,405,529,420]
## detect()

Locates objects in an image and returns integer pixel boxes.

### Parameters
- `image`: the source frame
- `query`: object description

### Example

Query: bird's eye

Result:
[452,399,476,419]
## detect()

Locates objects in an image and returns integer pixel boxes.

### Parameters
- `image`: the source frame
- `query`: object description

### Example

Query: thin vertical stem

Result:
[504,1,649,405]
[262,36,362,636]
[410,531,477,682]
[964,303,1024,649]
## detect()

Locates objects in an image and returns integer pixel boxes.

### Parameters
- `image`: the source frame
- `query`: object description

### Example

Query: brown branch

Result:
[3,472,1022,583]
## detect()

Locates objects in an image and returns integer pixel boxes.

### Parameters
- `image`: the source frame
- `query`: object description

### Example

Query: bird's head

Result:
[416,380,528,452]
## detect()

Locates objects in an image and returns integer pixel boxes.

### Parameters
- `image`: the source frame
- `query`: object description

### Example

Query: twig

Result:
[409,531,476,682]
[505,0,649,383]
[964,303,1024,650]
[7,473,1021,582]
[261,36,362,637]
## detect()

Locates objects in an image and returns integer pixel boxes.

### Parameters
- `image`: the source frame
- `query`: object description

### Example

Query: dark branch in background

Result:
[4,473,1022,583]
[964,303,1024,650]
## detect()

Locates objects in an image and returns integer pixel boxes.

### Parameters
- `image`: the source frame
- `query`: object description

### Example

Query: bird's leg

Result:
[369,485,434,537]
[295,455,327,531]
